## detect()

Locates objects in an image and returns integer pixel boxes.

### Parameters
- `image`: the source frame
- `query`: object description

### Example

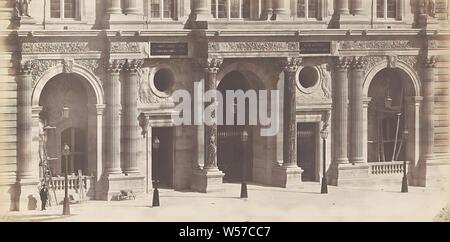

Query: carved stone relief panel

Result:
[208,41,300,53]
[296,59,332,105]
[22,42,90,53]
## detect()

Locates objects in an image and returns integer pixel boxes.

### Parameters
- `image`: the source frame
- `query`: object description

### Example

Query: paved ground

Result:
[1,183,449,222]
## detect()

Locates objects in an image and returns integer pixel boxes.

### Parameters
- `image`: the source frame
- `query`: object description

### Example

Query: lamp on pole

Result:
[138,113,149,194]
[320,129,329,194]
[62,144,71,215]
[152,136,160,207]
[240,130,249,199]
[401,129,409,193]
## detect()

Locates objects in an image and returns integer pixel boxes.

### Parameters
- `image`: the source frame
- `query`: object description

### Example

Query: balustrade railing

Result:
[51,175,93,191]
[369,161,409,175]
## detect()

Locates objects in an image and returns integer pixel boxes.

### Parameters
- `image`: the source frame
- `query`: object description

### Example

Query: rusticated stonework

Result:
[22,42,89,53]
[208,42,299,52]
[110,42,141,53]
[340,40,416,50]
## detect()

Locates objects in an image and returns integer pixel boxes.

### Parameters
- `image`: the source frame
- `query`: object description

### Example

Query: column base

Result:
[329,163,370,187]
[271,13,291,21]
[96,173,145,200]
[416,14,439,28]
[107,13,144,29]
[350,157,365,164]
[190,168,225,193]
[8,179,40,211]
[422,159,450,188]
[271,165,303,188]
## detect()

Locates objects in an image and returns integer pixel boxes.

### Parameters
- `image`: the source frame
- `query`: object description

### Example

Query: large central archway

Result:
[366,67,419,165]
[38,73,97,177]
[217,71,254,182]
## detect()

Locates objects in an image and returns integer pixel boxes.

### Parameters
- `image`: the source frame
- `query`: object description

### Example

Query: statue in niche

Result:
[319,64,331,99]
[418,0,436,17]
[14,0,32,17]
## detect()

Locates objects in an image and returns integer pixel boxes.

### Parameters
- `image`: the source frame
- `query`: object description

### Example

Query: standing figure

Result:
[39,184,48,211]
[15,0,32,17]
[428,0,436,17]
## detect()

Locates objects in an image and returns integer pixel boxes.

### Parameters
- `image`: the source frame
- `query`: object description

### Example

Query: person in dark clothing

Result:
[39,184,48,211]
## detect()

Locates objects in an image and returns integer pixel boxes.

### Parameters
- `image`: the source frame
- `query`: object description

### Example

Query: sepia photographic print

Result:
[0,0,450,229]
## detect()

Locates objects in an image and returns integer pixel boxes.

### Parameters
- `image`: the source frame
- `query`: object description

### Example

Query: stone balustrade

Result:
[51,175,93,191]
[369,161,408,176]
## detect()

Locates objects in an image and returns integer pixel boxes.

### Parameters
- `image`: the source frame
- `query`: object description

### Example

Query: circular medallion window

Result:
[151,68,175,98]
[298,66,320,93]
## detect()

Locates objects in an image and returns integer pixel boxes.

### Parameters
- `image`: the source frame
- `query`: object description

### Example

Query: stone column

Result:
[108,0,122,14]
[261,0,273,20]
[349,57,365,164]
[203,58,222,170]
[350,0,364,15]
[17,61,34,180]
[105,60,124,175]
[282,57,301,167]
[271,57,303,188]
[190,0,213,21]
[422,56,437,161]
[334,57,350,164]
[272,0,290,20]
[122,59,143,175]
[95,104,105,181]
[191,58,225,193]
[124,0,140,15]
[336,0,350,15]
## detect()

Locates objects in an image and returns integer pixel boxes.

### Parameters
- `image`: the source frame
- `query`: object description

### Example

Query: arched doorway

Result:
[367,68,416,163]
[217,71,254,183]
[38,73,95,176]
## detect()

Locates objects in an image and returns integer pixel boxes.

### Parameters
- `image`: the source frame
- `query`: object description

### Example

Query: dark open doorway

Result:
[152,127,174,188]
[297,123,318,182]
[217,71,254,183]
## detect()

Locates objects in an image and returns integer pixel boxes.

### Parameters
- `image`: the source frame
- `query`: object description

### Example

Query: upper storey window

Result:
[211,0,251,19]
[150,0,175,19]
[50,0,77,19]
[376,0,397,19]
[296,0,318,19]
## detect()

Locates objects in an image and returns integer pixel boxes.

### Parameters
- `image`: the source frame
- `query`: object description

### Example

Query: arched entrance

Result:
[217,71,254,183]
[367,68,417,163]
[38,73,96,177]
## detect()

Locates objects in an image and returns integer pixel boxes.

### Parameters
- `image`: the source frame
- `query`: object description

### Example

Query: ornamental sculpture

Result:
[14,0,31,17]
[418,0,436,17]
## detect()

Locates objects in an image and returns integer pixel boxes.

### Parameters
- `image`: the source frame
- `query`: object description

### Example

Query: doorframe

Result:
[140,109,177,191]
[296,112,324,182]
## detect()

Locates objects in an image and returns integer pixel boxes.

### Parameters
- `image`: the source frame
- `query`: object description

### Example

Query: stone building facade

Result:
[0,0,449,211]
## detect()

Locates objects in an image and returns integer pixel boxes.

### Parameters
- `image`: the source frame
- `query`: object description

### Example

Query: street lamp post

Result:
[152,136,160,207]
[240,130,248,199]
[138,114,150,194]
[320,129,329,194]
[62,144,70,215]
[401,130,409,193]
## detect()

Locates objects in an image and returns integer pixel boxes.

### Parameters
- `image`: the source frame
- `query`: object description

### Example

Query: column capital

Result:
[280,57,302,73]
[350,56,367,70]
[334,57,351,70]
[20,60,35,75]
[424,56,438,68]
[108,59,126,74]
[198,58,224,74]
[125,59,144,73]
